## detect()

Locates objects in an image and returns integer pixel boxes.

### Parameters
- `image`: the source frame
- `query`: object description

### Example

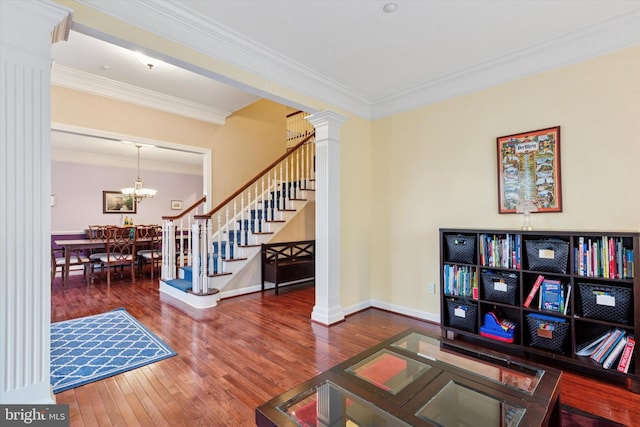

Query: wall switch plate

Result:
[428,283,436,294]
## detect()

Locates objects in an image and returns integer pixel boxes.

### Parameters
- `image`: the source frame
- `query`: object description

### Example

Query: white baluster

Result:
[261,177,266,232]
[217,212,222,274]
[233,199,237,255]
[254,183,259,233]
[296,147,300,197]
[285,157,290,207]
[240,194,246,246]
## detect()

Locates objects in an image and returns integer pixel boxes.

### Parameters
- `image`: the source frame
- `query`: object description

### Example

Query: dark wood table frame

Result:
[256,328,562,427]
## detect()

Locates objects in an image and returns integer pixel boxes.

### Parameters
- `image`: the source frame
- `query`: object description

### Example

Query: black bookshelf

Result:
[440,228,640,393]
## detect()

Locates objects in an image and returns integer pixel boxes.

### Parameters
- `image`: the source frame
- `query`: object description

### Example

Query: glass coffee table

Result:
[256,329,562,426]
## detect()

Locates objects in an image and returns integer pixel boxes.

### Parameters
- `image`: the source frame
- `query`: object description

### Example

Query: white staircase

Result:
[159,134,315,309]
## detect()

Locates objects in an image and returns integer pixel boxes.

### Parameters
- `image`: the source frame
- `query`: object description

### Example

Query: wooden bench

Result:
[261,240,315,295]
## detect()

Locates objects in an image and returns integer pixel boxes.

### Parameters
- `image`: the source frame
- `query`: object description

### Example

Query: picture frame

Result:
[497,126,562,214]
[103,191,137,214]
[171,200,182,210]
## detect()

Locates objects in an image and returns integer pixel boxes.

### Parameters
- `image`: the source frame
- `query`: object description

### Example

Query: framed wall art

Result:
[103,191,137,214]
[497,126,562,214]
[171,200,182,210]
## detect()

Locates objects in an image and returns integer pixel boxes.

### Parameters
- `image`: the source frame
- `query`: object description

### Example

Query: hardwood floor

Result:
[51,272,639,426]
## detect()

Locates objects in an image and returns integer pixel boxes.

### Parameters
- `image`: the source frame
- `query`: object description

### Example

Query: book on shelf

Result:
[539,280,563,312]
[617,337,635,373]
[523,275,544,308]
[562,284,571,315]
[591,329,625,364]
[576,330,613,357]
[603,336,628,369]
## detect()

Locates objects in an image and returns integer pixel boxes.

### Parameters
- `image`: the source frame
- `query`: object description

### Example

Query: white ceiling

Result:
[51,0,640,165]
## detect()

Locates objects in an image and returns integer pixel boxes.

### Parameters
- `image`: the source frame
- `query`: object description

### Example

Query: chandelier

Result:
[121,144,157,203]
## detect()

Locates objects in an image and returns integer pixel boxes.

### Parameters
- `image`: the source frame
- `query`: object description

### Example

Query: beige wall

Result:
[51,86,217,148]
[270,202,316,243]
[209,99,288,206]
[371,46,640,319]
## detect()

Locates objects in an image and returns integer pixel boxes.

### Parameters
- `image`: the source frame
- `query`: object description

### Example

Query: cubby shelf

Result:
[440,228,640,393]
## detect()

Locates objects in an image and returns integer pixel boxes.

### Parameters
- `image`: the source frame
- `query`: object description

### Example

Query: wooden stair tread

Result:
[187,288,220,296]
[207,272,232,278]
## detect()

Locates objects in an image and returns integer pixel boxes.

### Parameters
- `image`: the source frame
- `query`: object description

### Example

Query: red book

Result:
[523,275,544,308]
[617,337,635,373]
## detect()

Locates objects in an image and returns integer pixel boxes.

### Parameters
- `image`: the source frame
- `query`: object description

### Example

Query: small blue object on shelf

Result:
[480,312,517,343]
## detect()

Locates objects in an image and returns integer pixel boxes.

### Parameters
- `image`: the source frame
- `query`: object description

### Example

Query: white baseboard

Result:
[343,299,440,324]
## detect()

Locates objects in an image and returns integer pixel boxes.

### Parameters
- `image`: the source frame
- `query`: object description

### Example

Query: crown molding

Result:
[51,64,229,125]
[76,1,639,121]
[371,9,640,119]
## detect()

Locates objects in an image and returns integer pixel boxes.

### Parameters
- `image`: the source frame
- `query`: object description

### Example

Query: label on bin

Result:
[493,280,507,292]
[539,249,555,259]
[537,328,554,339]
[596,293,616,307]
[454,307,466,318]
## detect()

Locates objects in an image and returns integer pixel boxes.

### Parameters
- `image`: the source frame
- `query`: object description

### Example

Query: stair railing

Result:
[187,133,316,295]
[160,195,207,281]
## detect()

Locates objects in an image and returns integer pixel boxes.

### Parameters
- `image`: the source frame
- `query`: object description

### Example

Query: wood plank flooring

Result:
[51,272,639,426]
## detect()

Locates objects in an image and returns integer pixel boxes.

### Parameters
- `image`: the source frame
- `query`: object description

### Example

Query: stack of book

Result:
[576,329,635,372]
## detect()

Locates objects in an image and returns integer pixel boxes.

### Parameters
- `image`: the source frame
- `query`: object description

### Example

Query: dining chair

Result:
[87,224,109,282]
[51,244,91,288]
[98,226,136,287]
[136,225,163,279]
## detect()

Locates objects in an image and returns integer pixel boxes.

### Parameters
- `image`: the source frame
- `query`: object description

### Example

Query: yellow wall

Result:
[371,46,640,318]
[51,86,217,148]
[271,202,316,243]
[209,99,288,206]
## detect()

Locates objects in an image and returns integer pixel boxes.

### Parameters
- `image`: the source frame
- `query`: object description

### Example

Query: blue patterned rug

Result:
[51,308,176,393]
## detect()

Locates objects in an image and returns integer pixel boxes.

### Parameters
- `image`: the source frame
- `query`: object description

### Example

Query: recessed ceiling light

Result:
[383,3,397,13]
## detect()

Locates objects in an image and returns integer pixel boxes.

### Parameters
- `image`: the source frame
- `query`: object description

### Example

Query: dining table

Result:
[54,239,107,289]
[54,236,155,289]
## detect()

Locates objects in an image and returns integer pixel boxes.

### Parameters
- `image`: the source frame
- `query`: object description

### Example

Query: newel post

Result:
[306,111,349,326]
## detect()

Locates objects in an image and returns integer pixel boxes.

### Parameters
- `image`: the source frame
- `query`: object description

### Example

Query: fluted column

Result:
[307,111,349,326]
[0,0,71,404]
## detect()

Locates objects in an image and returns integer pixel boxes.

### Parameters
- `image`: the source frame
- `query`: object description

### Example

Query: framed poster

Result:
[103,191,137,214]
[497,126,562,214]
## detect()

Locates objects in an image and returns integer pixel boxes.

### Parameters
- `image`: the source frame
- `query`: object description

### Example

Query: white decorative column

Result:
[0,0,72,404]
[307,111,349,326]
